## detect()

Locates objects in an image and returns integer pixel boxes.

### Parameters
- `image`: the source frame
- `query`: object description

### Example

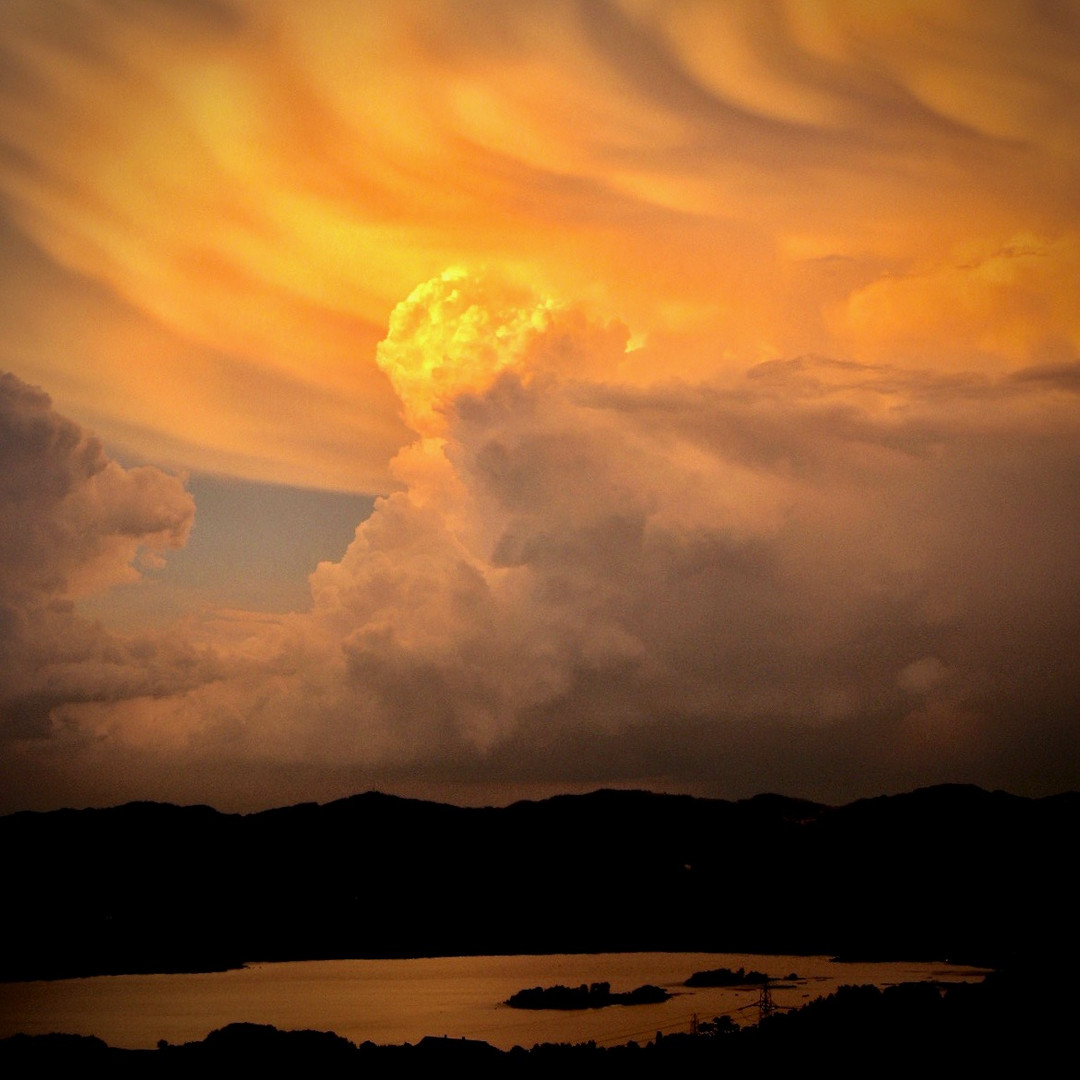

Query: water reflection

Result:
[0,952,988,1051]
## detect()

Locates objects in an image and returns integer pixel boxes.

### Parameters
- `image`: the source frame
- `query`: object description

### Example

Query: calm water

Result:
[0,953,988,1050]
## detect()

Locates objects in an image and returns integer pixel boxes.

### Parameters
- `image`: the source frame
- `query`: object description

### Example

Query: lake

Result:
[0,952,988,1051]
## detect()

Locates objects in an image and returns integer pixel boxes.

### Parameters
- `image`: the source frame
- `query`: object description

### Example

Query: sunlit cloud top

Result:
[2,0,1078,490]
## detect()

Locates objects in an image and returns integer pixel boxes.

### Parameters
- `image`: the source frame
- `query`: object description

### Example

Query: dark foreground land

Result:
[3,783,1078,981]
[2,963,1074,1077]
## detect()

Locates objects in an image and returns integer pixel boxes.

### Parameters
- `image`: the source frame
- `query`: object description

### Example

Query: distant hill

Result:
[2,785,1077,980]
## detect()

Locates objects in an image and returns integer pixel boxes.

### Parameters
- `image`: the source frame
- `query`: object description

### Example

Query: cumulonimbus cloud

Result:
[12,270,1076,810]
[0,372,203,737]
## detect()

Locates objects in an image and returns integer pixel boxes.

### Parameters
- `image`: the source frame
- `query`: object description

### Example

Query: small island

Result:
[684,966,771,987]
[506,981,671,1010]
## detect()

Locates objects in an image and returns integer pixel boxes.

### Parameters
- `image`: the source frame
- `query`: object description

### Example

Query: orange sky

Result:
[1,1,1078,811]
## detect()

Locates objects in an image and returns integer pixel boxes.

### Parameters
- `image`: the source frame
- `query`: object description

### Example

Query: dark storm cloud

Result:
[1008,360,1080,391]
[191,282,1073,805]
[0,373,207,737]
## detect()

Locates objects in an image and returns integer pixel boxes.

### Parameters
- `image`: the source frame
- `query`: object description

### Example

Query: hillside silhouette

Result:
[2,784,1076,980]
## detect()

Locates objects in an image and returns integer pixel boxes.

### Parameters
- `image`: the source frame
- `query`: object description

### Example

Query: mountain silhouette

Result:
[2,785,1076,980]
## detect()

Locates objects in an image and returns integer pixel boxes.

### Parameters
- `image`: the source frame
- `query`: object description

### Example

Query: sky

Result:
[1,0,1078,813]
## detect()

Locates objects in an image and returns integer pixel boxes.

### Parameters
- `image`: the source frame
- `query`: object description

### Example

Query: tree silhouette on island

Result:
[506,981,671,1010]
